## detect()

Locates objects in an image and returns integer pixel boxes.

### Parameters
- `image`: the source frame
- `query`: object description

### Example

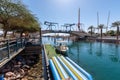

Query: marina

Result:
[44,43,92,80]
[43,37,120,80]
[1,0,120,80]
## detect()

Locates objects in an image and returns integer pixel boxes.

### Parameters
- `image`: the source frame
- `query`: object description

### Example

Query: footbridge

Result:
[43,21,90,37]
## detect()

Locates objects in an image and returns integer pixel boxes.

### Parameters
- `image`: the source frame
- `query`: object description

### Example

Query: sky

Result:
[22,0,120,32]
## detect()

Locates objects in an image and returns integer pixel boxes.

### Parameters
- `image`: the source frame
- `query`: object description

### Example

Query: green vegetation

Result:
[112,21,120,40]
[88,21,120,42]
[0,0,40,38]
[106,30,115,36]
[45,44,60,59]
[88,25,95,36]
[98,24,105,39]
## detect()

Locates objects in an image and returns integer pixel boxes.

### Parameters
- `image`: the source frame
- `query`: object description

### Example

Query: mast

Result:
[97,12,99,27]
[106,11,110,32]
[78,8,80,31]
[97,12,99,33]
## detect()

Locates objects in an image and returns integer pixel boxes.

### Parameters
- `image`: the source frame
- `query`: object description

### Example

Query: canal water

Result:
[42,37,120,80]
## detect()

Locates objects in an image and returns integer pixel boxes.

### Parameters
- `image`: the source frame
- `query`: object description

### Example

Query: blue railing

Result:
[0,38,25,62]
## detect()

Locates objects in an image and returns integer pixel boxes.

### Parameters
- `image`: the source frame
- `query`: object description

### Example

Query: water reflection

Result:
[88,42,93,55]
[109,45,120,62]
[76,43,80,64]
[54,37,56,44]
[95,42,103,57]
[48,36,50,40]
[68,42,76,55]
[68,47,73,54]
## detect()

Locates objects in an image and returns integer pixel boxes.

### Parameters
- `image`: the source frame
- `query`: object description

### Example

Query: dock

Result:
[44,44,61,59]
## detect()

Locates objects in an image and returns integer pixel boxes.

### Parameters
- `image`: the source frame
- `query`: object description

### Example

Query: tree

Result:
[0,0,24,38]
[98,24,105,39]
[106,30,115,36]
[88,25,94,36]
[0,0,40,38]
[112,21,120,41]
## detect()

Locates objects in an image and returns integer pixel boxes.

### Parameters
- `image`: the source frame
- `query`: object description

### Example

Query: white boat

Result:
[55,40,68,54]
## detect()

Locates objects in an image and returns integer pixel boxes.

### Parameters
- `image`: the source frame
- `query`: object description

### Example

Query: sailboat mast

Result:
[78,8,80,31]
[97,12,99,27]
[97,12,99,33]
[106,11,110,32]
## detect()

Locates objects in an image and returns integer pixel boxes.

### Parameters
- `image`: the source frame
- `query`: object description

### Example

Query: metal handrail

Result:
[0,38,25,62]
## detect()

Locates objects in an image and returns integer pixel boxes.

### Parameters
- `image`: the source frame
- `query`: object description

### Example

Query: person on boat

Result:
[59,43,62,46]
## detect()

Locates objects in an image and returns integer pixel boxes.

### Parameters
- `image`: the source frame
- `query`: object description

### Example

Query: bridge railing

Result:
[41,30,84,34]
[0,38,25,62]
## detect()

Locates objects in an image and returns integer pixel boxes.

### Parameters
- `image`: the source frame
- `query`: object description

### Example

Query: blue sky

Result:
[23,0,120,31]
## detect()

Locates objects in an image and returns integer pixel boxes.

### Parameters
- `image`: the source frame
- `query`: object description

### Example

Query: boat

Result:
[55,40,68,55]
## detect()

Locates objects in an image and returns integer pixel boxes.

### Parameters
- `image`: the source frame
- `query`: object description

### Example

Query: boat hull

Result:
[55,48,67,56]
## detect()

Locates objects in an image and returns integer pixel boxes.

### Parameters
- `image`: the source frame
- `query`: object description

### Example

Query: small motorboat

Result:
[55,40,68,55]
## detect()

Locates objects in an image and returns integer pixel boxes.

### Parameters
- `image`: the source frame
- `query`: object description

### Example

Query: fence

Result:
[0,38,25,62]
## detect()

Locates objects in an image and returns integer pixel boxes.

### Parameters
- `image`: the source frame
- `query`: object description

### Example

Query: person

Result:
[60,43,62,46]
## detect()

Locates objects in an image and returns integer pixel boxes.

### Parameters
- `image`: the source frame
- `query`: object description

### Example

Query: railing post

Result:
[23,38,25,47]
[21,38,23,48]
[16,38,18,51]
[7,40,10,58]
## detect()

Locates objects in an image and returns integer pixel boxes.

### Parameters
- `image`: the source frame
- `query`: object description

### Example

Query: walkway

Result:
[0,38,25,68]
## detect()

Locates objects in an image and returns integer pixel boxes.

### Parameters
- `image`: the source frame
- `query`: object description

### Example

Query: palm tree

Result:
[98,24,105,39]
[88,25,94,36]
[112,21,120,41]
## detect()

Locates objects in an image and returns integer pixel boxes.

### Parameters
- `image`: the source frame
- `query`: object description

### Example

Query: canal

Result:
[42,37,120,80]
